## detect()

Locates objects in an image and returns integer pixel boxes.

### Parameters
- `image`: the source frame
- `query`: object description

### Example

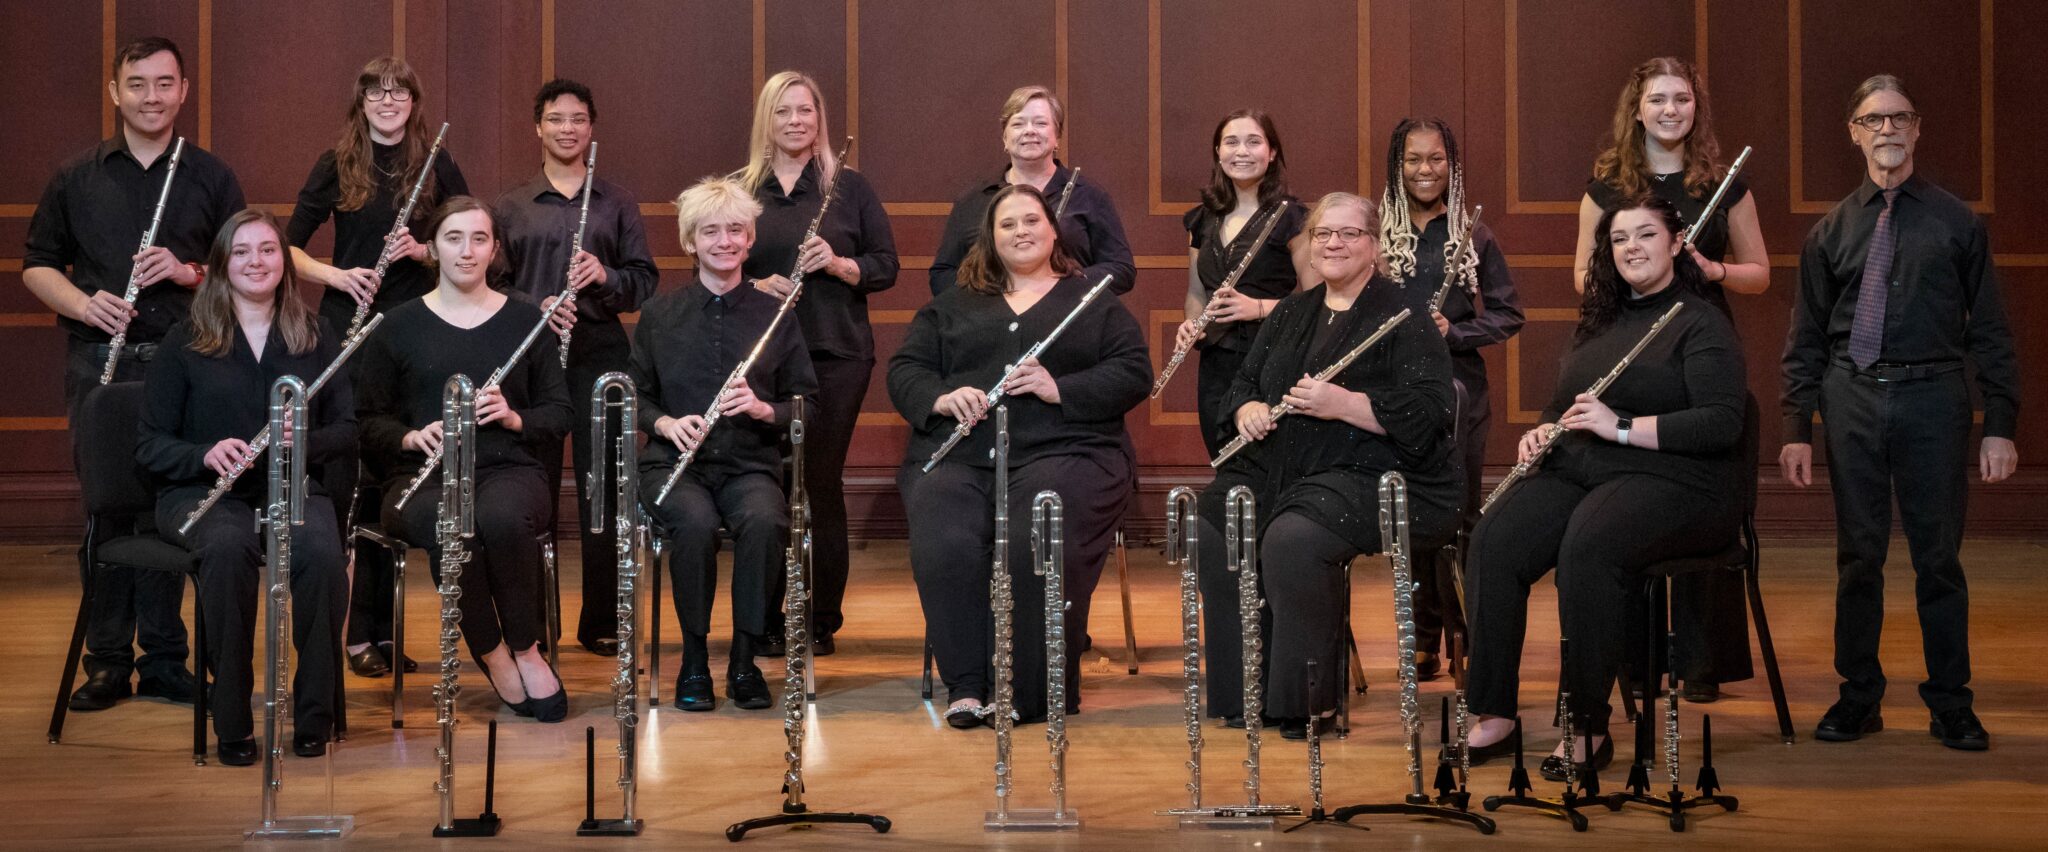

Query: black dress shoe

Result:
[377,642,418,673]
[293,732,328,758]
[1416,651,1442,681]
[1280,715,1337,741]
[136,669,199,705]
[1222,714,1246,729]
[1465,732,1520,766]
[728,669,772,710]
[1683,681,1721,703]
[347,647,391,678]
[1815,699,1883,742]
[812,632,836,657]
[1930,707,1989,751]
[581,637,620,658]
[1539,733,1614,782]
[218,738,260,766]
[525,660,569,723]
[68,670,131,712]
[674,673,716,711]
[754,636,786,657]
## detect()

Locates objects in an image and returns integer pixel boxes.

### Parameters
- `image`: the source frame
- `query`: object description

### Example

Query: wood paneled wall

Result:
[3,0,2041,542]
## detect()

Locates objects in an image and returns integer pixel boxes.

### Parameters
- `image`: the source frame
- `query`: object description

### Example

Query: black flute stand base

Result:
[1606,713,1739,832]
[433,720,503,838]
[1480,719,1594,832]
[727,802,894,842]
[576,726,642,836]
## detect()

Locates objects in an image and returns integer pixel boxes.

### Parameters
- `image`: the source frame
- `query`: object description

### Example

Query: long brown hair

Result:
[333,57,437,213]
[956,184,1080,295]
[188,209,319,358]
[1199,108,1289,214]
[1590,57,1721,199]
[1576,195,1703,343]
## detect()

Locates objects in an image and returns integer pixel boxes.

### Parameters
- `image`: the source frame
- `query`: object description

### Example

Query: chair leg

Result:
[1743,519,1795,744]
[333,639,349,741]
[1115,529,1139,675]
[648,536,664,704]
[391,546,406,729]
[48,561,96,744]
[542,535,560,669]
[192,573,209,766]
[920,637,935,702]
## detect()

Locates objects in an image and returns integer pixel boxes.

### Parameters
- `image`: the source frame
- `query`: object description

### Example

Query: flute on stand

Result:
[101,137,186,385]
[555,142,597,369]
[1481,639,1595,830]
[578,373,643,836]
[428,376,500,838]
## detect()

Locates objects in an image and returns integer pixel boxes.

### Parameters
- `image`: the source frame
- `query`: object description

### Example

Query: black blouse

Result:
[1396,215,1524,397]
[1586,172,1750,318]
[888,275,1151,469]
[628,279,820,477]
[1180,198,1306,353]
[287,142,469,337]
[1221,278,1458,551]
[353,298,571,485]
[740,160,900,362]
[1539,281,1746,496]
[928,162,1135,297]
[137,319,354,500]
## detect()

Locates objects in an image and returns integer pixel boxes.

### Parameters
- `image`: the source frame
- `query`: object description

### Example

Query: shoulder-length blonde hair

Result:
[187,208,319,358]
[1591,56,1722,199]
[1304,191,1388,278]
[956,184,1080,295]
[735,70,837,193]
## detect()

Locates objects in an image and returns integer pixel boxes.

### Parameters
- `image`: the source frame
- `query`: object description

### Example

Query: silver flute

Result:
[1429,204,1483,314]
[432,375,477,834]
[1682,146,1752,250]
[257,376,309,824]
[588,372,640,823]
[348,123,447,339]
[1152,199,1292,399]
[1033,489,1073,822]
[1051,166,1080,220]
[778,395,813,810]
[1230,486,1268,806]
[395,291,573,509]
[1166,487,1204,811]
[1378,472,1430,804]
[1212,308,1411,467]
[1558,639,1580,795]
[654,139,853,503]
[923,272,1116,472]
[180,313,386,535]
[101,136,187,385]
[1481,301,1684,514]
[986,407,1019,818]
[555,142,598,370]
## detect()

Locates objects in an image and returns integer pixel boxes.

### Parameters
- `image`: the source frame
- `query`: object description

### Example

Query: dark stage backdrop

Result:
[2,0,2041,542]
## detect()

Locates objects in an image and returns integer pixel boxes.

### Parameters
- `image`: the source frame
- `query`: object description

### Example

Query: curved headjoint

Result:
[441,374,477,536]
[589,372,637,533]
[1164,486,1199,565]
[1030,490,1063,577]
[269,375,310,525]
[1224,485,1256,573]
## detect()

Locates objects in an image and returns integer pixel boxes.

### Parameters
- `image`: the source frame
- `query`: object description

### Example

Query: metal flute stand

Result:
[1480,719,1589,831]
[428,376,501,838]
[1159,486,1300,828]
[1332,473,1495,834]
[1283,661,1367,834]
[578,374,643,836]
[1605,579,1738,830]
[1482,639,1600,831]
[984,485,1083,831]
[244,376,353,840]
[728,397,890,841]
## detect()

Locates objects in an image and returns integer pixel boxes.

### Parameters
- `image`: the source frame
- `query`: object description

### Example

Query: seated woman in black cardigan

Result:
[1462,195,1746,779]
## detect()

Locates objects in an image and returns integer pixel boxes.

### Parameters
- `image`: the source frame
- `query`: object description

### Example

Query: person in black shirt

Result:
[928,85,1134,297]
[139,209,351,766]
[356,197,574,722]
[892,185,1149,729]
[736,71,897,654]
[1780,75,2017,751]
[493,79,659,658]
[1196,192,1457,739]
[1172,109,1310,457]
[1577,57,1769,701]
[1463,197,1746,780]
[285,55,468,680]
[635,177,819,712]
[25,36,244,714]
[1380,117,1523,680]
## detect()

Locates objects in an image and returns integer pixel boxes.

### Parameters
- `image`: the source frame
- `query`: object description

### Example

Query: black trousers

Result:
[69,337,188,679]
[642,465,787,654]
[776,353,871,638]
[159,488,345,742]
[902,452,1129,718]
[342,457,399,649]
[1196,502,1363,720]
[1413,385,1490,657]
[385,466,552,659]
[1822,365,1974,712]
[552,323,632,647]
[1195,346,1247,458]
[1466,470,1738,735]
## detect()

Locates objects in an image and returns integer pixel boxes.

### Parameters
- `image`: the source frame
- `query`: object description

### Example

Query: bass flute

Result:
[1152,200,1292,399]
[101,137,186,385]
[555,141,597,369]
[1210,308,1411,467]
[347,123,448,339]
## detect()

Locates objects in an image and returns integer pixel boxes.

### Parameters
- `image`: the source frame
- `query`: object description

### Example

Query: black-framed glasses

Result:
[364,86,413,102]
[1851,111,1918,132]
[1310,227,1368,244]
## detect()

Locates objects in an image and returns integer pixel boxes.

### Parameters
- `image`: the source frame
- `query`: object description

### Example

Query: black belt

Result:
[90,341,160,363]
[1831,358,1963,383]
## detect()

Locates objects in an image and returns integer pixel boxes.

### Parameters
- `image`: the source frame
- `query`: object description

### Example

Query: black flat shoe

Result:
[293,732,328,758]
[1280,715,1337,741]
[218,738,260,766]
[1815,699,1883,742]
[674,673,716,711]
[525,660,569,723]
[812,632,836,657]
[728,669,772,710]
[347,647,390,678]
[1931,707,1989,751]
[581,637,620,658]
[480,668,534,717]
[1465,732,1519,766]
[68,670,131,712]
[1683,681,1721,703]
[1539,733,1613,782]
[136,669,199,705]
[377,642,419,673]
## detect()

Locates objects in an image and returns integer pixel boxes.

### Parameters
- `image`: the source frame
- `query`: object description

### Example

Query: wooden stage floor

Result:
[4,537,2044,848]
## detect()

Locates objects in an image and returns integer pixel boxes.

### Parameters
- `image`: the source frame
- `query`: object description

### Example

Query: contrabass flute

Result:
[100,137,186,385]
[348,123,448,339]
[1034,489,1074,825]
[1211,308,1412,467]
[653,138,853,504]
[586,372,642,833]
[922,272,1116,472]
[1152,200,1292,399]
[555,142,597,369]
[1479,301,1684,514]
[179,313,387,535]
[1682,146,1752,250]
[432,376,477,835]
[1429,205,1483,314]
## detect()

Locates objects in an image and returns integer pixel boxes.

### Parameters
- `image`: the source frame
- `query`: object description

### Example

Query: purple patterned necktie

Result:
[1846,188,1899,369]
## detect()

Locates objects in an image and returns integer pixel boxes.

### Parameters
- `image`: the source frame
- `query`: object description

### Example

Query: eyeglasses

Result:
[364,86,412,102]
[1310,227,1368,244]
[543,115,591,129]
[1851,111,1919,132]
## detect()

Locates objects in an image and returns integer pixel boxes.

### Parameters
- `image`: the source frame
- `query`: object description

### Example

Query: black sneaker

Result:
[1930,707,1988,751]
[1814,699,1883,742]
